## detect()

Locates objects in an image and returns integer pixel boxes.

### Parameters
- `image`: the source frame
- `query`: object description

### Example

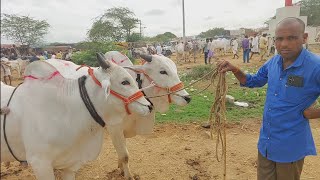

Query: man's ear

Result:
[303,33,308,44]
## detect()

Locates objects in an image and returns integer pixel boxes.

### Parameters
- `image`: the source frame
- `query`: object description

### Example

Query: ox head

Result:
[95,53,152,117]
[131,53,191,113]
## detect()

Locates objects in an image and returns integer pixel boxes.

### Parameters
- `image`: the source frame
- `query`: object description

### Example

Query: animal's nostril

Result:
[183,96,191,103]
[148,105,153,112]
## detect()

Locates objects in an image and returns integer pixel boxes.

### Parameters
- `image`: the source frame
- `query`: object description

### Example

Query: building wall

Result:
[267,6,307,37]
[266,5,320,44]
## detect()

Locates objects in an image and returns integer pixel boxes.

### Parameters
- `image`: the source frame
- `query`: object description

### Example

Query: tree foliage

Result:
[1,13,50,46]
[127,33,142,42]
[198,28,227,38]
[72,41,124,66]
[147,32,177,43]
[300,0,320,26]
[88,7,139,42]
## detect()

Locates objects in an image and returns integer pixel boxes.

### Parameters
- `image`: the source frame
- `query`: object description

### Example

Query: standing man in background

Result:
[259,33,268,62]
[242,35,250,63]
[250,33,259,59]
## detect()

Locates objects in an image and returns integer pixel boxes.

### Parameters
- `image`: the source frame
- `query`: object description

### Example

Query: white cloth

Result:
[156,45,162,55]
[231,40,238,54]
[251,36,259,53]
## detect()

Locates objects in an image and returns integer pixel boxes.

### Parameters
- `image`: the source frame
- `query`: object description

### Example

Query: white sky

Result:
[1,0,301,43]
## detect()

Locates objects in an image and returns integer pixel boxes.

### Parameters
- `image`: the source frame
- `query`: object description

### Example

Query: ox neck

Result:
[83,75,108,122]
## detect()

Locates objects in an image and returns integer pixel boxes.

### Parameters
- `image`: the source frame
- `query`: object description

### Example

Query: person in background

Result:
[242,35,250,63]
[259,33,268,61]
[56,51,62,59]
[267,35,274,57]
[231,38,239,59]
[250,33,259,59]
[203,38,209,64]
[156,44,162,55]
[217,17,320,180]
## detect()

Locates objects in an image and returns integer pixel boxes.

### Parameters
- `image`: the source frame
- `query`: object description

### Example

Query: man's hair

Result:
[245,35,248,38]
[277,17,305,33]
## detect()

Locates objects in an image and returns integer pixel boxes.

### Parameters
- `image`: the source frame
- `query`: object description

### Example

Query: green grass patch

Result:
[156,68,267,123]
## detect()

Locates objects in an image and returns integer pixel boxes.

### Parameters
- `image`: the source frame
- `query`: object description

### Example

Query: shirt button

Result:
[285,85,288,87]
[268,108,271,111]
[268,137,270,140]
[279,78,282,80]
[274,93,278,96]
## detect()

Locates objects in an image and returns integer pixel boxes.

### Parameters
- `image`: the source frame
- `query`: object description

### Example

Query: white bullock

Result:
[104,51,191,177]
[1,54,152,180]
[211,38,231,56]
[175,42,193,63]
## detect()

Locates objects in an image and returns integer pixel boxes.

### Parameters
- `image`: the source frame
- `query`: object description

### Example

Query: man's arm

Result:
[217,60,269,87]
[303,103,320,119]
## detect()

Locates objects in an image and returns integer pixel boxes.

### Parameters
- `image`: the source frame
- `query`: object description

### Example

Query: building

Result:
[266,0,319,44]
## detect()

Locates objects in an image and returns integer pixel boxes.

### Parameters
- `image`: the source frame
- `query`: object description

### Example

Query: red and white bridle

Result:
[76,65,145,115]
[125,67,184,103]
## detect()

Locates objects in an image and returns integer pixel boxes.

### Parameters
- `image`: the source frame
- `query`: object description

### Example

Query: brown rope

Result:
[208,69,227,180]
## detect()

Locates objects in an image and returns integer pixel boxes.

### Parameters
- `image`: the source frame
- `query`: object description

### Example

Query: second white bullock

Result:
[104,51,191,177]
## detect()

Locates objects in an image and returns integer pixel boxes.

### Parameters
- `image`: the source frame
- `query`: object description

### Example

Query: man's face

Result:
[275,23,307,60]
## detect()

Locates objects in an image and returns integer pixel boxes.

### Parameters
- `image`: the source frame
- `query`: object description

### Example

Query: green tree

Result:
[198,28,227,38]
[1,13,50,46]
[72,41,123,66]
[88,7,139,42]
[148,32,177,43]
[300,0,320,26]
[127,33,142,42]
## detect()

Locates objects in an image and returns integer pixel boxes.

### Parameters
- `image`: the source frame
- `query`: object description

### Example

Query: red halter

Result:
[76,65,145,114]
[128,68,184,103]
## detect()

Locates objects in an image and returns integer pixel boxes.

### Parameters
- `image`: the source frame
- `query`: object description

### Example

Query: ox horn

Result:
[96,52,110,69]
[139,53,152,62]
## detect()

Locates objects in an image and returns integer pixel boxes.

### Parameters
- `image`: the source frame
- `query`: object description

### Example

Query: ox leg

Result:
[61,169,76,180]
[107,125,133,180]
[29,159,55,180]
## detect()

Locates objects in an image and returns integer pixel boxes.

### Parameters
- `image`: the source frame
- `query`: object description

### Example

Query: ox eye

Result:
[160,70,168,75]
[121,80,130,85]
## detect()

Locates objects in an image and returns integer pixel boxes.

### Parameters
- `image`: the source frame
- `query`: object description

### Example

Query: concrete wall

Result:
[267,6,307,37]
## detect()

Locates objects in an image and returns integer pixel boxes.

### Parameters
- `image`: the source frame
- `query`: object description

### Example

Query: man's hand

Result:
[303,102,320,120]
[217,60,238,73]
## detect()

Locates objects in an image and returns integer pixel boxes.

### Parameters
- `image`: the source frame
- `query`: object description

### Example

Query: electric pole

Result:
[182,0,186,61]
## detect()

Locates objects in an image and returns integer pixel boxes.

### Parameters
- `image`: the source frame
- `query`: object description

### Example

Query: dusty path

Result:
[1,120,319,180]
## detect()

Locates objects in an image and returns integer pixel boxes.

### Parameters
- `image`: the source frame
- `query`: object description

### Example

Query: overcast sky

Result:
[1,0,300,43]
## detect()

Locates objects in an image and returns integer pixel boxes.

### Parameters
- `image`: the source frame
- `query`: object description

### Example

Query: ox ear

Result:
[101,78,111,98]
[96,52,111,69]
[139,53,152,62]
[125,65,146,73]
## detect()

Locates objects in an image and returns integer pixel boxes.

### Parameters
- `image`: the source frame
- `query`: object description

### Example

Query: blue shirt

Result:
[243,48,320,163]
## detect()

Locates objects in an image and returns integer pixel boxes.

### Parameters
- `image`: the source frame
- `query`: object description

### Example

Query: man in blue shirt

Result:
[218,17,320,180]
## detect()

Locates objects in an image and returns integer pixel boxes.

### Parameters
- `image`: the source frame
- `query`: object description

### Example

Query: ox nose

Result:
[183,96,191,103]
[148,105,153,112]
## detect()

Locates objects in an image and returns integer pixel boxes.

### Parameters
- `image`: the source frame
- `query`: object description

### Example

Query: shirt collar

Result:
[277,48,307,70]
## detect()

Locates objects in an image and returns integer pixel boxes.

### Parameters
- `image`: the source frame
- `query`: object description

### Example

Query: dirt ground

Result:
[1,46,320,180]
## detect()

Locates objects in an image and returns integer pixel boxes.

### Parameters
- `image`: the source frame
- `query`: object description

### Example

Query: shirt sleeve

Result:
[241,60,270,88]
